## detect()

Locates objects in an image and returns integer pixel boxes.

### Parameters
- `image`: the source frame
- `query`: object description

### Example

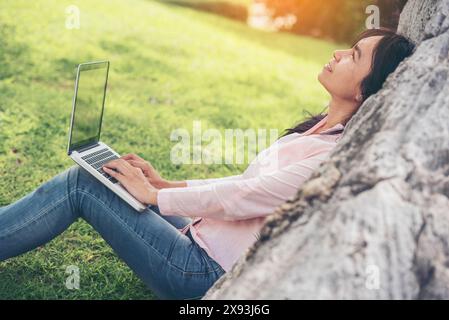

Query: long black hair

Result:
[282,28,416,138]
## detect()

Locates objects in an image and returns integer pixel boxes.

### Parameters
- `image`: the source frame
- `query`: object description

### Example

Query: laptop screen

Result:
[68,61,109,153]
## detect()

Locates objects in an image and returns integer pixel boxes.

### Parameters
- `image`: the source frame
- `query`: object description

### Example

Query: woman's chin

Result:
[317,71,327,84]
[317,73,332,93]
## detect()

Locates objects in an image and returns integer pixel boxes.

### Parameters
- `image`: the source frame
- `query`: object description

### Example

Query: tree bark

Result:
[204,0,449,299]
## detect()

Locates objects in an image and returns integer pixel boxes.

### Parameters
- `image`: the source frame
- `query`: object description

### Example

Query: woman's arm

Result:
[157,180,187,189]
[157,174,243,189]
[184,174,243,187]
[156,152,331,221]
[121,153,243,189]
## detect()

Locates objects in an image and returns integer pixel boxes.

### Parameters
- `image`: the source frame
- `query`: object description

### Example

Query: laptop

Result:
[67,61,147,212]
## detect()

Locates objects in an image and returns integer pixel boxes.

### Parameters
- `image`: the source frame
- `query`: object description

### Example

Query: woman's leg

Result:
[149,204,192,230]
[0,165,225,299]
[0,166,80,259]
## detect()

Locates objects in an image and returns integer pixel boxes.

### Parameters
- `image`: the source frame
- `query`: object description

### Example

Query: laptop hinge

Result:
[75,142,100,154]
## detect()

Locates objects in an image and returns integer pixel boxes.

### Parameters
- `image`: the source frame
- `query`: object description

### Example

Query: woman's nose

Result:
[333,49,350,62]
[333,50,341,62]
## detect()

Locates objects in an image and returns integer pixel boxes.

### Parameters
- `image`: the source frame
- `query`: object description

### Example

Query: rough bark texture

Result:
[204,0,449,300]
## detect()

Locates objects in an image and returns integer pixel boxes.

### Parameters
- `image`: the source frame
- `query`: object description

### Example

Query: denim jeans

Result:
[0,165,225,299]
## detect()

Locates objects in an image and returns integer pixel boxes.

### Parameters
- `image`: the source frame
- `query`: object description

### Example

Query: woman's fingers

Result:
[102,166,118,177]
[120,154,154,170]
[120,154,134,160]
[102,167,126,184]
[127,160,148,172]
[126,159,145,166]
[121,153,143,162]
[103,159,133,176]
[121,154,154,169]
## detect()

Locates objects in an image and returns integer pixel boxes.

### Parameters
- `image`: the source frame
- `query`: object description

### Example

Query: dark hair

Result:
[282,28,415,138]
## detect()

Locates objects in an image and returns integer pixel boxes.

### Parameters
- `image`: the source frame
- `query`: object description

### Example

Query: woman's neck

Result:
[322,97,359,130]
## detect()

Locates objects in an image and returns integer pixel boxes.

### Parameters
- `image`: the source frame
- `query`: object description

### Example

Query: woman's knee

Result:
[67,165,98,189]
[61,165,99,204]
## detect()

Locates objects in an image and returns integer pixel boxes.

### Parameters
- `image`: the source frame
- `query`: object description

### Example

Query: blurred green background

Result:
[0,0,399,299]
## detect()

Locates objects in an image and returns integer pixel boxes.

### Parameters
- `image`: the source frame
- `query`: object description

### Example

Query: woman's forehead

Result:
[357,35,383,51]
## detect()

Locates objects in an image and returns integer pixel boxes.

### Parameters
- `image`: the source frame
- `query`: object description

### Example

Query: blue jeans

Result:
[0,165,225,299]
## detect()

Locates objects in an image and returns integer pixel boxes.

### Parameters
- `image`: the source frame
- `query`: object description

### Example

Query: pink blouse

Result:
[157,115,345,272]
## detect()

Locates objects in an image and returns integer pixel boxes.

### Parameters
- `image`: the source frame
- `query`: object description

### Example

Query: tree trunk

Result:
[204,0,449,300]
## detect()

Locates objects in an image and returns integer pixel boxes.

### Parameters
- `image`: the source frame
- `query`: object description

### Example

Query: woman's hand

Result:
[102,159,158,206]
[120,153,169,189]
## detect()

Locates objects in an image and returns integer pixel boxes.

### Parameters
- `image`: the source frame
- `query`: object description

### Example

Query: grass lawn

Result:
[0,0,339,299]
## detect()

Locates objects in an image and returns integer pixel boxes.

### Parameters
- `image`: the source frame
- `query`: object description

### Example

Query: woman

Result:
[0,29,415,299]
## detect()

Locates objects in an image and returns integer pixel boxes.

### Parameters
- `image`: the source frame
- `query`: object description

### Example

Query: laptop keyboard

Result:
[81,148,119,184]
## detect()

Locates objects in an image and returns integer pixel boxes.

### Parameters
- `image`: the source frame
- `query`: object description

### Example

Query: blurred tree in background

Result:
[255,0,408,42]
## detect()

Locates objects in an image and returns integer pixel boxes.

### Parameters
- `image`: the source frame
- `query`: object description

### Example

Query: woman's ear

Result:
[355,94,363,102]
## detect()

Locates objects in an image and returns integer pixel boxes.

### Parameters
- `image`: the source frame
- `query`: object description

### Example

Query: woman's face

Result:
[318,36,383,103]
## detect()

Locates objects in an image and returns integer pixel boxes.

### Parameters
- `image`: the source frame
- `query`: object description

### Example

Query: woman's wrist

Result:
[166,180,187,188]
[144,188,159,206]
[150,179,170,189]
[153,179,186,189]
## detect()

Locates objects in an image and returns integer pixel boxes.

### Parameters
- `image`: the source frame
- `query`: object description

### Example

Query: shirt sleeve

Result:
[185,174,243,187]
[157,153,330,221]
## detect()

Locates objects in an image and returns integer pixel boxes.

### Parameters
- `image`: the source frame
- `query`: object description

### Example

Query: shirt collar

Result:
[302,114,345,136]
[319,123,345,134]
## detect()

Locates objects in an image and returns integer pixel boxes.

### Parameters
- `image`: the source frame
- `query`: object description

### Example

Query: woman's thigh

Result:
[73,166,225,299]
[148,204,192,230]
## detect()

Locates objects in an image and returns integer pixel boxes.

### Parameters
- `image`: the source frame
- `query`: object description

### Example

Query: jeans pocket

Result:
[166,232,183,262]
[183,230,226,276]
[200,248,226,276]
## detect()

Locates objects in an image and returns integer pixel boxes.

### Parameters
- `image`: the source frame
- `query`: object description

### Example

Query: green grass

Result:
[0,0,339,299]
